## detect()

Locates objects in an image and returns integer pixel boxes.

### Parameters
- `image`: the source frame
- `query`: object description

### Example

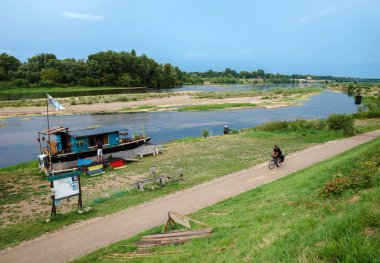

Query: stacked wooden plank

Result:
[105,250,181,259]
[136,228,213,249]
[86,164,105,176]
[109,159,126,169]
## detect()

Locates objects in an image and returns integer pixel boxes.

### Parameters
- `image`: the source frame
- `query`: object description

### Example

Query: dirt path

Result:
[1,130,379,263]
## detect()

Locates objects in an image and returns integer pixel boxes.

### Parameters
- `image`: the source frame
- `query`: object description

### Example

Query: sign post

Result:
[49,170,83,217]
[77,174,83,210]
[50,181,56,217]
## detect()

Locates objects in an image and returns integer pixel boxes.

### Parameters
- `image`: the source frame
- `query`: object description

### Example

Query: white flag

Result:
[47,94,65,111]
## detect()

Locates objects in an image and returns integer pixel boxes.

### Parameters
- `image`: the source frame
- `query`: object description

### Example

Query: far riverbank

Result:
[0,87,321,117]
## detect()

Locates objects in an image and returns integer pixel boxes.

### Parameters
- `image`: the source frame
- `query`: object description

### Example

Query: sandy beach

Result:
[0,93,309,117]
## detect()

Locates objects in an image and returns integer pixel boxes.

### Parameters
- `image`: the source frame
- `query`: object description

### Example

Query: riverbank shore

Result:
[1,118,380,251]
[0,89,320,117]
[2,130,380,262]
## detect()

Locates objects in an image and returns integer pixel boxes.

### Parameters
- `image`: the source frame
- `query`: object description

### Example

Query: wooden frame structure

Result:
[48,170,83,217]
[162,211,209,232]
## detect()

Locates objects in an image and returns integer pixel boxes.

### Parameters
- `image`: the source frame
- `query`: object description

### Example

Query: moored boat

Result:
[37,125,151,172]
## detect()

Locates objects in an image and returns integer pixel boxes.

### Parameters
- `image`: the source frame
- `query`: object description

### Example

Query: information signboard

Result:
[53,176,80,200]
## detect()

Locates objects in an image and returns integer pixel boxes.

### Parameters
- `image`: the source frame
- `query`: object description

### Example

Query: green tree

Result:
[40,68,61,83]
[0,53,21,80]
[48,59,88,84]
[27,53,57,71]
[88,50,123,85]
[257,69,265,78]
[161,63,177,88]
[224,68,237,78]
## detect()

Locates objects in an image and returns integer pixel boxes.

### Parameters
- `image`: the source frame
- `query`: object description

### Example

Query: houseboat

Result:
[37,125,151,172]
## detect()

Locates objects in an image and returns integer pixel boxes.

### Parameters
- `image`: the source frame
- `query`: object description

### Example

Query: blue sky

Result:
[1,0,380,78]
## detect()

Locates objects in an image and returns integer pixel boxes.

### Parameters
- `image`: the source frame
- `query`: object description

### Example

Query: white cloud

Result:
[183,52,206,58]
[63,12,104,21]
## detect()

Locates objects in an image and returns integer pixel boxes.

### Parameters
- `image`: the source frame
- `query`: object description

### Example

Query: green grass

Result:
[120,105,160,112]
[0,161,42,206]
[355,118,380,133]
[0,126,352,250]
[178,103,256,111]
[76,137,380,262]
[0,119,379,251]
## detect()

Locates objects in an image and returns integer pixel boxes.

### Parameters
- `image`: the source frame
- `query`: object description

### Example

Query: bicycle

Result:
[268,155,284,170]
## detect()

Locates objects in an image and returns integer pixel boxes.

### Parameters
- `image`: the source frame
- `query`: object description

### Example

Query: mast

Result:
[46,94,51,170]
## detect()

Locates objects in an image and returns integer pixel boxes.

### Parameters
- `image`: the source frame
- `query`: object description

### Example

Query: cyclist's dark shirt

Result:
[274,147,282,157]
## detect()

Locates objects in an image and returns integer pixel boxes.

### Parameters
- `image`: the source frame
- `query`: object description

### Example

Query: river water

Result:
[0,89,357,168]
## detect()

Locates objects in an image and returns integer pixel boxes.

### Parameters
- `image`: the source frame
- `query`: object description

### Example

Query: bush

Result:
[327,114,355,135]
[354,109,380,119]
[231,129,240,134]
[11,79,29,87]
[319,159,378,197]
[78,77,100,87]
[202,128,209,138]
[254,121,288,131]
[38,80,56,87]
[367,109,380,118]
[253,119,327,132]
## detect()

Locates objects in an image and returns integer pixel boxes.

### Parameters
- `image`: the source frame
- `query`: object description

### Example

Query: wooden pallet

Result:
[86,169,105,176]
[85,164,105,176]
[136,228,213,249]
[105,250,182,259]
[109,159,125,168]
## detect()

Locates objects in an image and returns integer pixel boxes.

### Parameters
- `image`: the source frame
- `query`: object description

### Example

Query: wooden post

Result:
[77,174,83,210]
[50,181,56,217]
[37,132,43,154]
[46,95,52,171]
[46,95,50,150]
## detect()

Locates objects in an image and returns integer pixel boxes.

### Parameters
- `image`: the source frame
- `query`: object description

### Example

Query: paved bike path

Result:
[1,130,379,263]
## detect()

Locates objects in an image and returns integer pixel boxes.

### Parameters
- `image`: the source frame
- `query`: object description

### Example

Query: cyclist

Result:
[272,145,284,164]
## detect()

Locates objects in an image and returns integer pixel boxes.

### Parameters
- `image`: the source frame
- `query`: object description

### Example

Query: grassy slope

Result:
[0,128,351,250]
[77,137,380,263]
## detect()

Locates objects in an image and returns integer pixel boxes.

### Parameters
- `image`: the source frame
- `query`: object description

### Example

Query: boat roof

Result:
[39,127,67,135]
[68,125,128,138]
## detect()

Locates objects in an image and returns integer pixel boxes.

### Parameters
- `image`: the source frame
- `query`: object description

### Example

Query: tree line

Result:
[2,51,372,89]
[0,51,188,88]
[188,68,308,84]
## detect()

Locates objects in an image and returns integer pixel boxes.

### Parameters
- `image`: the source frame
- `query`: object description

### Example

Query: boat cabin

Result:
[37,125,151,172]
[38,125,129,155]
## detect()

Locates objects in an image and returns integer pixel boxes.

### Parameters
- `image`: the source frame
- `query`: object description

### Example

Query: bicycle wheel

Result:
[268,160,275,169]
